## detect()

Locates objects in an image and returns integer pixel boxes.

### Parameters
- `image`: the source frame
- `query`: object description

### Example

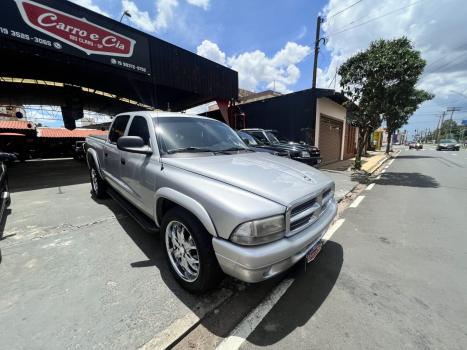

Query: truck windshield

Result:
[154,117,248,154]
[265,131,280,144]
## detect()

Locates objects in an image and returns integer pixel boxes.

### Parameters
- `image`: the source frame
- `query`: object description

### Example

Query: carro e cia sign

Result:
[15,0,135,57]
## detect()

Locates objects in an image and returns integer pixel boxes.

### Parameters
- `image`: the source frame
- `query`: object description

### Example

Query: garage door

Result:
[319,116,343,164]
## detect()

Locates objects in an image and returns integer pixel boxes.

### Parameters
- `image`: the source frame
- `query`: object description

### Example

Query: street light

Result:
[119,10,131,22]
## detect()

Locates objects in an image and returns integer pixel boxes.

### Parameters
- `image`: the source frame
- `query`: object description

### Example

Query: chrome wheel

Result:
[91,168,99,193]
[165,220,200,282]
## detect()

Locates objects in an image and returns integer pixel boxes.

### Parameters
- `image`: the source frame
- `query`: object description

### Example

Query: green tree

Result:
[339,37,432,168]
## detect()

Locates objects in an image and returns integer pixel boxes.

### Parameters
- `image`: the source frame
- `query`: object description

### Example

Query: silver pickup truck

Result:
[86,111,337,293]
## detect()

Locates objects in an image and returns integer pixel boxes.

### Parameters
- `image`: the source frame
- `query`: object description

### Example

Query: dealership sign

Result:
[0,0,151,75]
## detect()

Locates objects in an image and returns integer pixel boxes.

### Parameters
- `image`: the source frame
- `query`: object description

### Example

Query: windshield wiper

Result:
[216,147,252,153]
[166,147,214,154]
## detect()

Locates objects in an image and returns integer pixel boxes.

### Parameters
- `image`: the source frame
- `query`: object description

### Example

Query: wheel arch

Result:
[86,148,104,178]
[155,188,218,237]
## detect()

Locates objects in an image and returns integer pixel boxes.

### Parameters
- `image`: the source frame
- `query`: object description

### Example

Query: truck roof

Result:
[114,111,212,121]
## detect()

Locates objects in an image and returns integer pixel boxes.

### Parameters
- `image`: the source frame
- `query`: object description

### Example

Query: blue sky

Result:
[34,0,467,136]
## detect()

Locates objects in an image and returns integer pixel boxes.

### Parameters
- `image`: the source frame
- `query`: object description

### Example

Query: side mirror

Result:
[117,136,153,155]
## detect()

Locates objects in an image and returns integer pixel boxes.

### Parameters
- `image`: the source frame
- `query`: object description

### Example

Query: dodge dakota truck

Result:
[86,112,337,293]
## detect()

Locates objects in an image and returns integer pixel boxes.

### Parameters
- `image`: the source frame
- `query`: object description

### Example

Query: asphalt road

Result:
[236,147,467,350]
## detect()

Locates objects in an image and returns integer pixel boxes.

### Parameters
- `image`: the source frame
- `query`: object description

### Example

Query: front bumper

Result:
[212,199,337,283]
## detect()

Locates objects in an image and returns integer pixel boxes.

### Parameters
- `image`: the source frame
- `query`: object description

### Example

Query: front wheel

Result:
[161,207,223,293]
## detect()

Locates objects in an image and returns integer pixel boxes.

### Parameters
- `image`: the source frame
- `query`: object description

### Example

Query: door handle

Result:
[104,152,108,157]
[121,158,126,165]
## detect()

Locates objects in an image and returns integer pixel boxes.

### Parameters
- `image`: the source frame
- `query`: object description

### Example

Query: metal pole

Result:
[436,111,446,143]
[312,16,322,89]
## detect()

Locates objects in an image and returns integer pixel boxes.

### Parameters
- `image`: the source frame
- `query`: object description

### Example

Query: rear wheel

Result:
[161,207,223,293]
[89,161,107,198]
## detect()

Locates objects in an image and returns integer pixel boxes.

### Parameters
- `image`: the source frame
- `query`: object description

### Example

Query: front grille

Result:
[291,198,316,217]
[287,187,333,235]
[290,214,314,231]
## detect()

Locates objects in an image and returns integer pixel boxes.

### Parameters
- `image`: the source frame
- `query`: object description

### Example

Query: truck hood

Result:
[162,153,333,206]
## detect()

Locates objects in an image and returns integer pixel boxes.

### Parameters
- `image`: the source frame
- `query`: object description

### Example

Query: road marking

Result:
[366,183,375,191]
[384,165,389,169]
[322,218,345,242]
[381,169,386,173]
[388,159,395,165]
[349,195,365,208]
[216,217,346,350]
[139,289,233,350]
[216,279,294,350]
[451,153,458,156]
[376,175,381,180]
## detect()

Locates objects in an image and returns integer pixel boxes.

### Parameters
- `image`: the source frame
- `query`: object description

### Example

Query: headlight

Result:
[230,215,285,245]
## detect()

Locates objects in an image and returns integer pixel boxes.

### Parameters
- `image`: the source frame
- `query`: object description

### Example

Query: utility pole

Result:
[436,111,446,143]
[312,16,324,89]
[446,107,461,138]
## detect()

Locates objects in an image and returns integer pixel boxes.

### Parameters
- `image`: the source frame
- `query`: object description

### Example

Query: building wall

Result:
[344,124,358,159]
[314,97,347,160]
[241,89,317,145]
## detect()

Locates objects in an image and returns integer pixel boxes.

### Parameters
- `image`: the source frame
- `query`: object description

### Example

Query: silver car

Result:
[86,112,337,293]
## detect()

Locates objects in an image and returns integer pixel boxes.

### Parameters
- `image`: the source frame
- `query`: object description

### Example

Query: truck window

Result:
[250,131,268,144]
[128,116,150,145]
[109,115,130,143]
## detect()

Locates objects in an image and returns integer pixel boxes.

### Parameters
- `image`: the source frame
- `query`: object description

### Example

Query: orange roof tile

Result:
[0,120,35,130]
[37,128,108,139]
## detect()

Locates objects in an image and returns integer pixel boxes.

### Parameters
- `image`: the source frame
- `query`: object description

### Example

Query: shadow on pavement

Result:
[90,194,243,337]
[375,172,439,188]
[8,159,89,193]
[246,241,343,346]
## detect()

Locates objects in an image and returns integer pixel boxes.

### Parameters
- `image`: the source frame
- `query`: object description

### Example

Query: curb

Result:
[366,149,401,175]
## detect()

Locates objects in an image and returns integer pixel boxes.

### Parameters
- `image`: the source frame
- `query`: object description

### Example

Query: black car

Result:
[0,152,15,222]
[240,128,321,167]
[72,141,87,160]
[237,131,289,157]
[437,139,460,151]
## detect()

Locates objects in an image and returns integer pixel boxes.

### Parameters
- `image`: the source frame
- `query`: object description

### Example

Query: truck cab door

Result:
[103,115,130,190]
[119,115,158,217]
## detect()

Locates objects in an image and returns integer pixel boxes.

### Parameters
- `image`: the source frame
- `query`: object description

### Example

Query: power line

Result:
[325,0,423,38]
[326,0,363,20]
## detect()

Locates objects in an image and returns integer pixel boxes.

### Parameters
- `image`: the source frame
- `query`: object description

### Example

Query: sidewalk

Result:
[322,150,389,174]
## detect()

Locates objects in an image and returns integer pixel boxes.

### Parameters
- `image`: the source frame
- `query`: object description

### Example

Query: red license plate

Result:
[306,241,323,263]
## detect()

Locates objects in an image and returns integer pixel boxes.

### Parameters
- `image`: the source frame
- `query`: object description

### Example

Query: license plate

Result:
[305,241,323,263]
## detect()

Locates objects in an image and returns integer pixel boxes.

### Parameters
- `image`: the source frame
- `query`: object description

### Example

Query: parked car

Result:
[86,112,337,293]
[72,141,87,160]
[408,141,423,150]
[0,152,16,223]
[437,139,460,151]
[237,131,289,157]
[240,128,321,167]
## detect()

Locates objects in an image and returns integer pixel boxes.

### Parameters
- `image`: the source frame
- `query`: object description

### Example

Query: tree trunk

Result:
[386,130,393,154]
[354,127,368,170]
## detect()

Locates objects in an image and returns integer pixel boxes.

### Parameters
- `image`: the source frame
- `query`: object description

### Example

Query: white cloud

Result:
[186,0,209,10]
[69,0,110,17]
[121,0,209,33]
[197,40,311,93]
[320,0,467,131]
[196,40,226,65]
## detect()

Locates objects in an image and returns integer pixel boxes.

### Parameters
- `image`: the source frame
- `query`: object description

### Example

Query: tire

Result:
[161,207,223,293]
[89,161,107,198]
